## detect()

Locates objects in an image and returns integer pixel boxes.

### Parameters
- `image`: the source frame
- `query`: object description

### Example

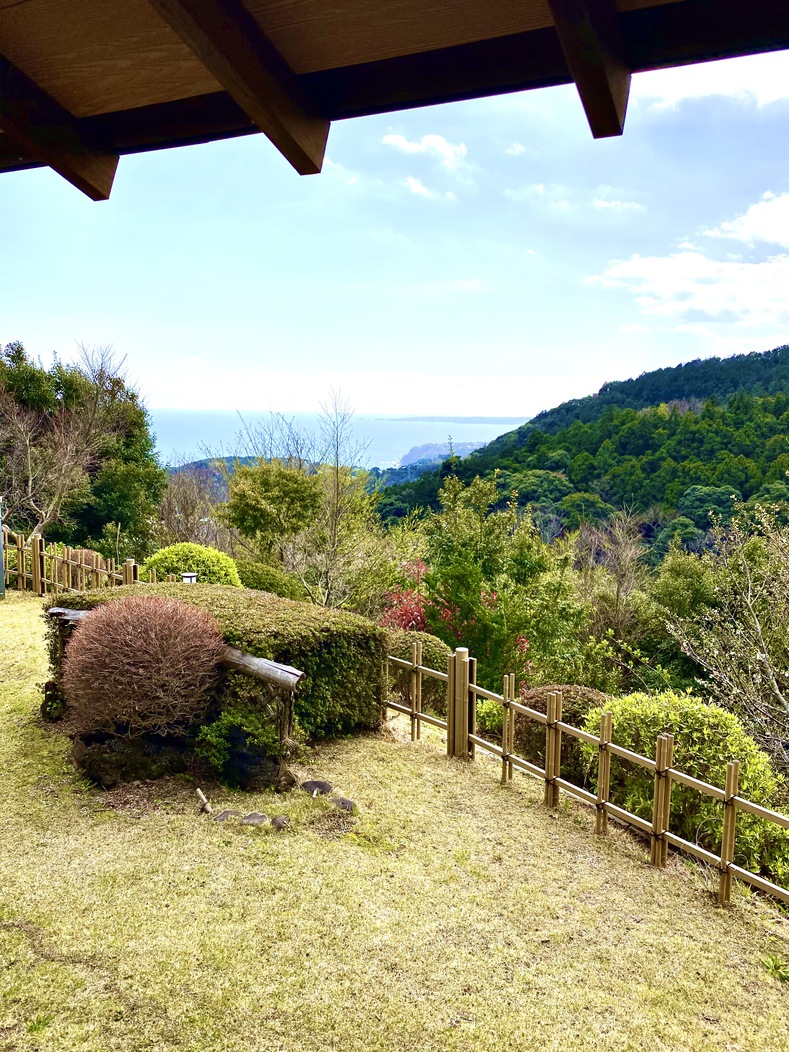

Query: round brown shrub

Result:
[62,595,226,737]
[514,684,610,787]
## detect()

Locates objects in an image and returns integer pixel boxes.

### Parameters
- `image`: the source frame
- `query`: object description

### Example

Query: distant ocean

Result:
[149,410,526,469]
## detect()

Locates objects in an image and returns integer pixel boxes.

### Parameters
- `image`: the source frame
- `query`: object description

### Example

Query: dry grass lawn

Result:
[0,591,787,1052]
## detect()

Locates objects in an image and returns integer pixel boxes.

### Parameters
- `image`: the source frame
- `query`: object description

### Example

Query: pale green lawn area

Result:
[1,591,787,1052]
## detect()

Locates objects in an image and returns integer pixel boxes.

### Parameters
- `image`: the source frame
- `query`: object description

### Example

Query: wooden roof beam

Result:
[547,0,630,138]
[0,52,118,200]
[147,0,329,174]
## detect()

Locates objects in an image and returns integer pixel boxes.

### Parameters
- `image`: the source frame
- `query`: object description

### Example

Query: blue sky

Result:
[3,50,789,418]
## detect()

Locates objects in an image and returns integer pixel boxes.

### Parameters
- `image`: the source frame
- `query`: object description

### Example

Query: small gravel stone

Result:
[240,812,269,826]
[300,779,333,796]
[213,809,242,822]
[332,797,357,813]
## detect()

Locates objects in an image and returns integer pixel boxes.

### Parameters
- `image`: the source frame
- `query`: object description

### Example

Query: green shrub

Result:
[46,583,387,739]
[385,629,452,717]
[509,684,610,786]
[143,543,241,586]
[582,692,789,884]
[193,673,292,788]
[236,560,308,600]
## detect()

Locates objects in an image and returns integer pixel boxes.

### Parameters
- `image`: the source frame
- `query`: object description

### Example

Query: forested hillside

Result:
[378,344,789,530]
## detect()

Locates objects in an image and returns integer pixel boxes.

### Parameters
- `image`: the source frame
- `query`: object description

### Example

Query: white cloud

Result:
[400,178,459,203]
[590,251,789,326]
[504,183,545,203]
[402,176,433,198]
[632,50,789,109]
[506,143,527,156]
[382,132,469,170]
[592,197,644,212]
[705,191,789,248]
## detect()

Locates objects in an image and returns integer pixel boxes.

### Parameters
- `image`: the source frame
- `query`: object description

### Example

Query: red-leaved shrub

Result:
[62,595,226,737]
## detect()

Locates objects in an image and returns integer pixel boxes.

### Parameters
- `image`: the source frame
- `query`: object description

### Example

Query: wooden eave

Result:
[0,0,787,198]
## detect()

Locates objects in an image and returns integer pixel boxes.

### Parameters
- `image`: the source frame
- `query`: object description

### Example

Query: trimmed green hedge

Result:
[46,584,387,739]
[143,544,242,587]
[385,629,452,717]
[583,692,789,884]
[235,560,308,601]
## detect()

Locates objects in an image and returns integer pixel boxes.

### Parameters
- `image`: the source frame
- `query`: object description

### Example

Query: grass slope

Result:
[1,592,788,1052]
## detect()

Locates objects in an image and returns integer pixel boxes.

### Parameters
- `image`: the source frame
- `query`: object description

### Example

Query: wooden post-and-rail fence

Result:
[388,645,789,910]
[1,526,181,596]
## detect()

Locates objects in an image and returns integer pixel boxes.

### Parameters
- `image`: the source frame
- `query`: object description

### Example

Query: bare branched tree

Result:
[0,345,132,535]
[667,507,789,768]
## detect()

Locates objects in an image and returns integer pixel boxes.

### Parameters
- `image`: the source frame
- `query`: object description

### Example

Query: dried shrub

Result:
[62,595,226,737]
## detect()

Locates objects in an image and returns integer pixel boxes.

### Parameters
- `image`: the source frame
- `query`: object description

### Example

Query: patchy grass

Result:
[1,591,788,1052]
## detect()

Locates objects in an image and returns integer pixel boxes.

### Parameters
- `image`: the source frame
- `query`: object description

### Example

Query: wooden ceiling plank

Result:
[147,0,328,174]
[547,0,630,137]
[0,51,118,199]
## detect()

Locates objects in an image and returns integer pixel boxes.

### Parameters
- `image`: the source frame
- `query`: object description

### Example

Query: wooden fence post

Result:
[30,534,43,595]
[468,656,477,760]
[660,734,674,868]
[452,648,470,759]
[651,734,670,868]
[410,641,419,742]
[596,711,613,835]
[719,760,740,905]
[446,651,455,757]
[501,674,510,783]
[148,567,157,586]
[544,691,557,806]
[552,691,563,807]
[16,533,25,590]
[123,559,135,586]
[507,673,515,780]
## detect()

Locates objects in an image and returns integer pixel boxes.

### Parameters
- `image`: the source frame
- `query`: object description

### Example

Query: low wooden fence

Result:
[388,643,789,909]
[1,526,177,595]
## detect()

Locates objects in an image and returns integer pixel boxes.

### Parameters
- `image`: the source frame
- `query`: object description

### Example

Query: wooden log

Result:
[220,647,304,690]
[718,760,740,905]
[596,711,613,836]
[196,787,213,814]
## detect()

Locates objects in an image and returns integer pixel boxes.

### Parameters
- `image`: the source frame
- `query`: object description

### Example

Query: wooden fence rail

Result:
[387,644,789,909]
[1,526,181,596]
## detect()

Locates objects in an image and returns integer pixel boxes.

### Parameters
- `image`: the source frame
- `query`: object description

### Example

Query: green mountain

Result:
[377,344,789,529]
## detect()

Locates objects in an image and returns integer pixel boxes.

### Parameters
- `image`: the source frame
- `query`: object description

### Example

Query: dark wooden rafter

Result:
[2,0,788,180]
[546,0,630,138]
[0,52,118,200]
[146,0,329,174]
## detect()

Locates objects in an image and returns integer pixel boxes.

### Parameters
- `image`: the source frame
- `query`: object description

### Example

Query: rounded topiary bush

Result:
[236,560,308,600]
[582,691,789,883]
[63,595,226,737]
[512,684,610,786]
[143,543,242,586]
